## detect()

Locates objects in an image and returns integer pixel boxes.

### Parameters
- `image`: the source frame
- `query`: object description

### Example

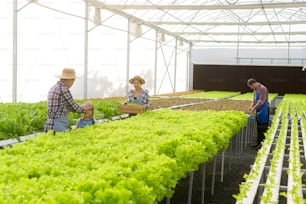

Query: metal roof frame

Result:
[85,0,306,46]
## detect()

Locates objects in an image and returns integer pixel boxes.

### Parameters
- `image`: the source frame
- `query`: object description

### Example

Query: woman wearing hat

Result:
[45,68,90,134]
[126,75,150,107]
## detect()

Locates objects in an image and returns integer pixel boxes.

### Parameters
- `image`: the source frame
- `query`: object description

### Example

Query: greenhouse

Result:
[0,0,306,203]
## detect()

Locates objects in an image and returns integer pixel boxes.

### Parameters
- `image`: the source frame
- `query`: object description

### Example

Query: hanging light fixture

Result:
[159,33,166,42]
[130,21,143,38]
[27,0,38,3]
[93,7,101,25]
[178,39,184,46]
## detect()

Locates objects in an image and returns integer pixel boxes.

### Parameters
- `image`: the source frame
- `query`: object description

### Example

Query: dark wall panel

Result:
[193,64,306,95]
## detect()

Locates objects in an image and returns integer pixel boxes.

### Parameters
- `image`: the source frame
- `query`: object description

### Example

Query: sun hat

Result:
[129,75,145,84]
[55,68,79,79]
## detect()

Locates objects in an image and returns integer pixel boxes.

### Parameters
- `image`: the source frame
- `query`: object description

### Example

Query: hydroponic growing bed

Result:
[235,94,306,204]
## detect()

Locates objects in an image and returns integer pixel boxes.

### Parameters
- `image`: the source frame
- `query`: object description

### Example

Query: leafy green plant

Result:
[0,109,247,203]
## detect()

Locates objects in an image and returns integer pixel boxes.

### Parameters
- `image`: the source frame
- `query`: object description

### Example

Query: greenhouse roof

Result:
[86,0,306,47]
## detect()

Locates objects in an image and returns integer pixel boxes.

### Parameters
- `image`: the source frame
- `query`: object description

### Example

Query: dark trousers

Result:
[256,123,269,145]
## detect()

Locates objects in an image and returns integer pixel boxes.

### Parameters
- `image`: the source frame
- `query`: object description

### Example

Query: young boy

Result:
[76,102,97,128]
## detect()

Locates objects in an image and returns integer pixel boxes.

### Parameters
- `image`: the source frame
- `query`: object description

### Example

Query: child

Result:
[76,102,97,128]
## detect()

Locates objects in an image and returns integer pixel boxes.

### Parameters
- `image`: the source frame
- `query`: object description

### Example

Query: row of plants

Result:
[0,100,121,140]
[181,91,240,99]
[0,90,279,141]
[286,116,303,203]
[234,94,306,203]
[0,109,247,203]
[234,104,282,203]
[0,91,251,140]
[230,92,278,102]
[178,99,251,113]
[0,102,47,140]
[260,107,288,203]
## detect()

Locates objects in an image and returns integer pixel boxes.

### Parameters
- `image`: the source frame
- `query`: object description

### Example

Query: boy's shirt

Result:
[76,118,96,128]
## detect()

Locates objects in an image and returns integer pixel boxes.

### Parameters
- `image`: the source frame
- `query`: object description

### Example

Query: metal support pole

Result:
[126,20,131,95]
[211,156,217,195]
[201,163,206,204]
[235,131,239,158]
[187,172,194,204]
[221,152,225,182]
[83,2,89,100]
[188,43,193,90]
[173,38,177,93]
[13,0,18,103]
[154,30,158,95]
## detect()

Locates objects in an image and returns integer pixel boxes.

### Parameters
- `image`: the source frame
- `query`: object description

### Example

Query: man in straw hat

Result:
[45,68,91,134]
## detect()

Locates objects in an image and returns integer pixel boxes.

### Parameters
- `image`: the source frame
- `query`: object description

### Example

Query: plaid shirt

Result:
[253,83,269,107]
[127,89,150,105]
[45,81,84,131]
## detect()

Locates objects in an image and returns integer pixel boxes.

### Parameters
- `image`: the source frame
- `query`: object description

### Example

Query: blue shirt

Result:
[76,118,95,128]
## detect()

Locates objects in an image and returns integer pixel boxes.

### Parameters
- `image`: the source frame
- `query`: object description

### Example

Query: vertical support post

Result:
[173,38,177,93]
[188,43,193,90]
[13,0,18,103]
[83,2,89,100]
[187,172,194,204]
[236,19,240,64]
[126,20,131,95]
[221,152,225,182]
[211,156,217,195]
[201,163,206,204]
[154,30,158,95]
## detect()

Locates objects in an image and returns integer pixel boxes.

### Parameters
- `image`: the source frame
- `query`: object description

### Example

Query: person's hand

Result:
[247,106,255,115]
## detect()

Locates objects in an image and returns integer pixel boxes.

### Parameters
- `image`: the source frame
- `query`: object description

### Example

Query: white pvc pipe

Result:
[287,117,303,203]
[260,119,287,203]
[300,116,306,165]
[238,113,281,204]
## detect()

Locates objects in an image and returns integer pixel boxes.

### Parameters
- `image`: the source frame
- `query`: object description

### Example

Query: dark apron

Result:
[255,91,269,124]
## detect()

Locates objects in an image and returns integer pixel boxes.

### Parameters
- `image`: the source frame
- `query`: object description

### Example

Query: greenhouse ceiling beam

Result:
[175,31,306,35]
[193,40,306,44]
[148,21,306,26]
[85,0,189,43]
[92,2,306,10]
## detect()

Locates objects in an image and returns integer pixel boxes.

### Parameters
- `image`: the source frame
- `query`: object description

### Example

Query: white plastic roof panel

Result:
[86,0,306,46]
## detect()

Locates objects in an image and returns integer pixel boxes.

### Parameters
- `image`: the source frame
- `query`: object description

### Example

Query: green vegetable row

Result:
[0,100,122,140]
[0,109,247,203]
[230,92,278,102]
[182,91,240,99]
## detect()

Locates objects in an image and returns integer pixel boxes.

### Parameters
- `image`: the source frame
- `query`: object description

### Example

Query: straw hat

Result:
[55,68,79,79]
[129,75,145,84]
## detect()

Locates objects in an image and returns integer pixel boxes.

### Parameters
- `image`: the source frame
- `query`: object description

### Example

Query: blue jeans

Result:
[53,115,69,133]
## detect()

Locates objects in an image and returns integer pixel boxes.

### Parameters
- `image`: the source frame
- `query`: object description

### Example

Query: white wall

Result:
[0,1,189,103]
